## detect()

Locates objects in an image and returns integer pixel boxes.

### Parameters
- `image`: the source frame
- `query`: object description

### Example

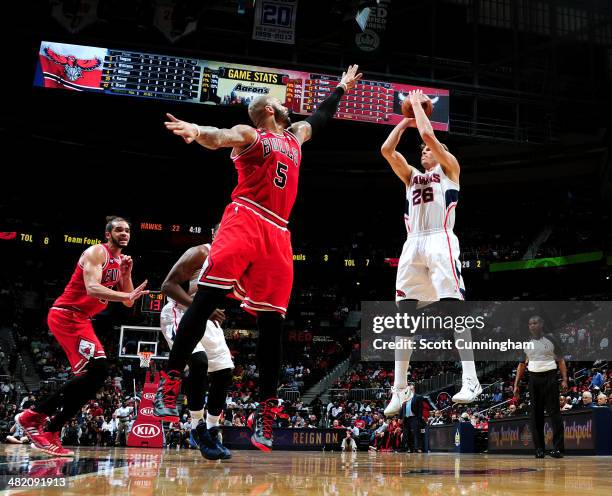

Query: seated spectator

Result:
[579,391,595,408]
[6,423,29,444]
[590,369,605,389]
[368,419,389,451]
[341,429,357,452]
[506,404,518,416]
[596,393,608,406]
[560,396,572,411]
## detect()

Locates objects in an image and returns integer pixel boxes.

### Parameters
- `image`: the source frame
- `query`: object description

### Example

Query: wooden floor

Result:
[1,445,611,495]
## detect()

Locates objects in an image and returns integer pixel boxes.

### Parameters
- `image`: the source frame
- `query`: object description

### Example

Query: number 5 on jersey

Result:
[274,161,289,188]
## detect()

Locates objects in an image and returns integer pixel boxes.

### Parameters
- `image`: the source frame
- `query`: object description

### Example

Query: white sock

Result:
[455,327,477,380]
[190,409,204,430]
[206,413,220,430]
[393,336,413,390]
[461,361,477,381]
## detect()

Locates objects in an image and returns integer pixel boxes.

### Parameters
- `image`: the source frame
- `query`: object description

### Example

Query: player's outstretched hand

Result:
[340,64,363,92]
[128,280,149,302]
[164,113,199,144]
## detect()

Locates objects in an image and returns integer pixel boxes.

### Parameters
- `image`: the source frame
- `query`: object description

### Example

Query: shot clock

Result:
[141,291,165,314]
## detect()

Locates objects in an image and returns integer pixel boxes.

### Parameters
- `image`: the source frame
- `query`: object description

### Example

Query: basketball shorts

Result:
[198,200,293,316]
[48,307,107,375]
[160,302,234,373]
[395,231,465,301]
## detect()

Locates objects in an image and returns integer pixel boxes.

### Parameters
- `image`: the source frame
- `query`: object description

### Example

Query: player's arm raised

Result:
[381,118,418,185]
[161,245,208,308]
[289,64,363,145]
[165,113,258,149]
[82,245,149,304]
[409,90,460,182]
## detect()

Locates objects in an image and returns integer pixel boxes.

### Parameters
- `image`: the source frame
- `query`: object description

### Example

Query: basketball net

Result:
[138,351,153,369]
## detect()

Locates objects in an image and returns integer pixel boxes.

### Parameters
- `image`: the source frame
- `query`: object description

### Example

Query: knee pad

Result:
[209,367,233,388]
[187,351,209,376]
[85,357,109,386]
[207,368,233,415]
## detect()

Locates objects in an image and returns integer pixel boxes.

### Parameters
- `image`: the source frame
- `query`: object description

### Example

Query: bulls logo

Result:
[143,393,155,401]
[101,268,119,284]
[43,46,102,82]
[396,289,406,298]
[139,408,154,416]
[133,424,161,438]
[78,339,95,359]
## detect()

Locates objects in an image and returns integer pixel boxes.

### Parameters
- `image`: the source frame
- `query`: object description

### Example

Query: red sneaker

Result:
[153,370,181,421]
[15,409,50,451]
[38,431,75,457]
[249,398,285,453]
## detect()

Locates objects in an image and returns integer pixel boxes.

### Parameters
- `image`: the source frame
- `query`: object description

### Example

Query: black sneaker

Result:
[248,398,279,452]
[548,450,564,458]
[153,370,181,420]
[196,423,231,460]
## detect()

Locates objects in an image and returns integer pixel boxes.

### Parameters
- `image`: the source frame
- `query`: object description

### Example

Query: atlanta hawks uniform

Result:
[198,128,302,316]
[396,164,465,301]
[48,244,120,374]
[160,245,234,373]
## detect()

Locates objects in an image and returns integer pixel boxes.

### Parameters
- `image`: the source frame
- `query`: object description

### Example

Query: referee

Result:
[513,315,567,459]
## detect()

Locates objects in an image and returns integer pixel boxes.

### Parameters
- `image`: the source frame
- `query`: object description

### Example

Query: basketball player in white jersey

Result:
[160,227,234,460]
[380,90,481,415]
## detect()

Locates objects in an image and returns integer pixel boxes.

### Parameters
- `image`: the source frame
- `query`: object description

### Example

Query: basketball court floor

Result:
[1,445,610,495]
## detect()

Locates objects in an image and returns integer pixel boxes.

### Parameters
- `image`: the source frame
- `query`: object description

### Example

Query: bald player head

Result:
[248,96,291,128]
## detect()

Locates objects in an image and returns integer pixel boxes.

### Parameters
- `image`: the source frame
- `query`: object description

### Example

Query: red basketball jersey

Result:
[53,244,122,317]
[230,128,302,225]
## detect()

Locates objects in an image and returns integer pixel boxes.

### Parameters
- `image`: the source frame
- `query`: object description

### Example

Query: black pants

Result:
[402,416,421,451]
[528,369,564,452]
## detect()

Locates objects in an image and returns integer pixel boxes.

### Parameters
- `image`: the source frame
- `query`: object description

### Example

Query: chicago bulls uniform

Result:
[48,244,121,374]
[160,245,234,372]
[396,164,465,301]
[199,128,302,315]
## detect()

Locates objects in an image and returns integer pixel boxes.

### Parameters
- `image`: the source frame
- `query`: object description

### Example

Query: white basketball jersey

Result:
[405,165,459,235]
[167,243,211,310]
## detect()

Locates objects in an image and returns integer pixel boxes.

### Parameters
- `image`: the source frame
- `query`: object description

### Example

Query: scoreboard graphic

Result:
[34,41,450,130]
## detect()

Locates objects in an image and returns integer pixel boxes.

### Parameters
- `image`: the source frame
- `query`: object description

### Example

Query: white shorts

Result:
[160,302,234,373]
[396,231,465,301]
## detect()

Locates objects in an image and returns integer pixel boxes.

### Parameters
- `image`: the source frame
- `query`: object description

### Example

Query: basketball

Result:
[401,94,434,118]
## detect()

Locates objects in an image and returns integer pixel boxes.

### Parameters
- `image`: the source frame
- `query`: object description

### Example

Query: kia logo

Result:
[140,408,154,416]
[143,393,155,400]
[133,424,161,438]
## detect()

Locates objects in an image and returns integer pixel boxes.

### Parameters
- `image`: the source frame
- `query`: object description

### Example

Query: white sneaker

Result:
[452,377,482,404]
[384,385,413,416]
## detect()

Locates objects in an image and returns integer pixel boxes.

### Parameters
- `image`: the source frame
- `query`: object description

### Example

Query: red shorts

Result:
[48,308,106,375]
[199,200,293,316]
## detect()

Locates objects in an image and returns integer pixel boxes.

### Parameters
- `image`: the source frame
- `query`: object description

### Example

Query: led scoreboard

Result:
[141,291,165,314]
[34,41,450,130]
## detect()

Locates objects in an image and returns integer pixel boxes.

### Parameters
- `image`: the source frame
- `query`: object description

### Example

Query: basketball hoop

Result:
[138,351,154,369]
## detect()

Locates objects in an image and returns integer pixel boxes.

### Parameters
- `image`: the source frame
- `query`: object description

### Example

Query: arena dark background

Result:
[2,0,610,304]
